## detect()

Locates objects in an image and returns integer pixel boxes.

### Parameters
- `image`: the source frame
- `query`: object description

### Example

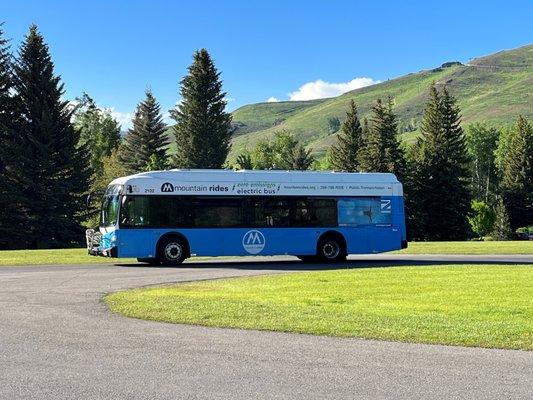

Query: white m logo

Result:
[246,231,263,244]
[161,182,174,192]
[242,230,265,254]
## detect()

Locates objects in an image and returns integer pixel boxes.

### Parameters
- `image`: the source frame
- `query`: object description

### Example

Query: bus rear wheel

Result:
[317,235,346,263]
[157,236,187,266]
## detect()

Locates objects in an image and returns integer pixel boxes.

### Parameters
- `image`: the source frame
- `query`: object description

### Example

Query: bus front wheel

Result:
[317,234,346,263]
[157,236,187,266]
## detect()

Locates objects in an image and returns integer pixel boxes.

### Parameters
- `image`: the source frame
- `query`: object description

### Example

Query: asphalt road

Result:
[0,255,532,400]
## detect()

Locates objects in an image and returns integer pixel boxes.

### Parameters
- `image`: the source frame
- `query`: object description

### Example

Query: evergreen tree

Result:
[330,100,364,172]
[358,97,405,179]
[361,117,370,137]
[406,84,471,240]
[291,144,314,170]
[119,89,168,174]
[171,49,232,168]
[0,24,30,249]
[500,115,533,230]
[73,93,121,176]
[12,25,90,248]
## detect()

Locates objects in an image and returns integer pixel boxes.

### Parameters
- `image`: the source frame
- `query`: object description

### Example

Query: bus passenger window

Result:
[337,197,392,226]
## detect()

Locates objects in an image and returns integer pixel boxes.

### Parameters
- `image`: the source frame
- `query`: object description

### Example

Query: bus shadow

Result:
[115,257,532,271]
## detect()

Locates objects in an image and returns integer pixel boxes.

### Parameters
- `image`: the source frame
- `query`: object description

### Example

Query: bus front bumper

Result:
[88,246,118,258]
[86,229,118,258]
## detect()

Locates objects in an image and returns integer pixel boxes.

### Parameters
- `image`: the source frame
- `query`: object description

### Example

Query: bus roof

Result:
[109,169,403,197]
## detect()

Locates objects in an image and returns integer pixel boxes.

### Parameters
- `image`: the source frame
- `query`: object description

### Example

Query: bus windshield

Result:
[101,195,120,227]
[100,185,123,227]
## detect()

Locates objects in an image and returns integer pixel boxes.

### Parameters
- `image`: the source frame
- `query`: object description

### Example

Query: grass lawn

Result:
[106,264,533,350]
[0,248,135,266]
[396,241,532,255]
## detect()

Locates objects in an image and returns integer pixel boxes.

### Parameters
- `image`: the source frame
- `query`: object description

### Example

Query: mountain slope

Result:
[230,44,532,157]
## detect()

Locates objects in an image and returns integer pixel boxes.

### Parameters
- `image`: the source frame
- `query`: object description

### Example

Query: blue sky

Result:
[3,0,532,128]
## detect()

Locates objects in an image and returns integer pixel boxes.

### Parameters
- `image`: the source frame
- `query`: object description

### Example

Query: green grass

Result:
[228,44,532,158]
[105,264,533,350]
[0,248,135,266]
[397,241,533,255]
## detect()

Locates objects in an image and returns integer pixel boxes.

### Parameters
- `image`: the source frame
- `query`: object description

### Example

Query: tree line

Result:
[0,25,232,248]
[0,24,531,249]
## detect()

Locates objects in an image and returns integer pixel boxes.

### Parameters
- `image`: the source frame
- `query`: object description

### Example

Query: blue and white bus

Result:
[86,169,407,265]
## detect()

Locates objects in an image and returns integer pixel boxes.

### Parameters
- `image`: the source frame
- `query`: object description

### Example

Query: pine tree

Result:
[291,144,314,170]
[500,115,533,230]
[170,49,232,168]
[119,89,168,174]
[438,86,472,237]
[330,100,364,172]
[12,25,90,248]
[358,97,405,178]
[406,84,471,240]
[0,24,30,249]
[382,97,406,179]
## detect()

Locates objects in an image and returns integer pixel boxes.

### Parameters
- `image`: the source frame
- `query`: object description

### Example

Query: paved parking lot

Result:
[1,255,532,399]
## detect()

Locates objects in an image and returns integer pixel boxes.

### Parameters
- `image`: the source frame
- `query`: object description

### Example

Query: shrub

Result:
[468,200,495,238]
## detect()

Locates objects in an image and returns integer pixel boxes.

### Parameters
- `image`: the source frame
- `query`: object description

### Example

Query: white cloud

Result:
[162,111,173,125]
[267,96,279,103]
[288,77,379,101]
[109,108,134,130]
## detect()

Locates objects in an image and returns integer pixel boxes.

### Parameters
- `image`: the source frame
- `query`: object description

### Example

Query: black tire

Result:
[137,258,160,265]
[157,236,187,266]
[317,235,346,262]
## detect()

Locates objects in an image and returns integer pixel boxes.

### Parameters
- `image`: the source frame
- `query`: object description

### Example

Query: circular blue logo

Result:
[242,230,265,254]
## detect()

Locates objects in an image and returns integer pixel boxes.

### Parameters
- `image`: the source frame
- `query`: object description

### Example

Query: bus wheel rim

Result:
[323,241,339,259]
[164,243,182,260]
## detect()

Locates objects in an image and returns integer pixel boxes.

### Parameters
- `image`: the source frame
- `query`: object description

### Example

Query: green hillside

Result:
[231,99,325,136]
[230,44,532,158]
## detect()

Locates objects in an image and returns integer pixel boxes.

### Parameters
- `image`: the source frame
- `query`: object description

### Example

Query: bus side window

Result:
[293,199,314,227]
[312,199,337,227]
[337,197,392,226]
[263,199,290,227]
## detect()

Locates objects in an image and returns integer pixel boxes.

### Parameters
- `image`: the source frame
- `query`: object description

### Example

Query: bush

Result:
[516,226,533,234]
[468,200,495,238]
